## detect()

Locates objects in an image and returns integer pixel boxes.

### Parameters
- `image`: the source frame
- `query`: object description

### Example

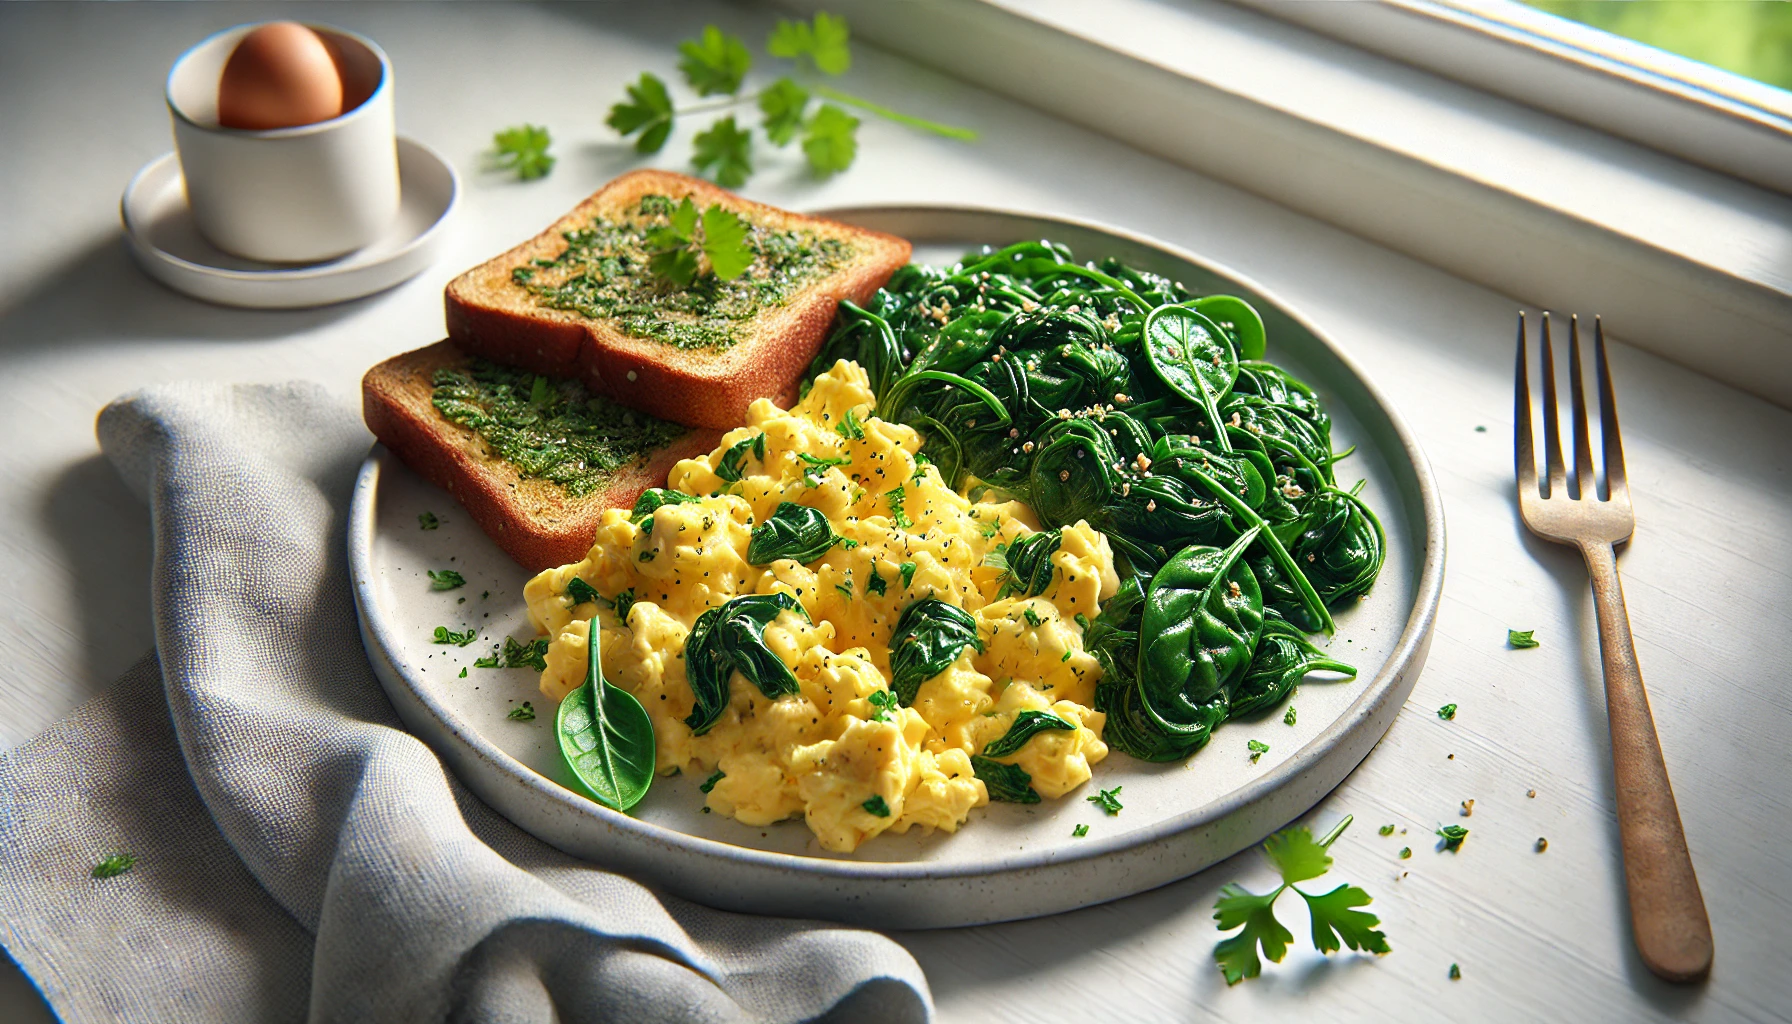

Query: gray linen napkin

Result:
[0,382,932,1024]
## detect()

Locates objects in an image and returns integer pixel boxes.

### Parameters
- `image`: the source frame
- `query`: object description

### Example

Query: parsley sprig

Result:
[1213,815,1390,985]
[645,196,754,286]
[606,14,973,185]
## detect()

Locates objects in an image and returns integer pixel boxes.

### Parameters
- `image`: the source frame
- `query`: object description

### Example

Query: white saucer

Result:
[120,136,458,309]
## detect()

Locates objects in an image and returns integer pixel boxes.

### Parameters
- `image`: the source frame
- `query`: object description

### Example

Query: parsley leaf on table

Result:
[1437,824,1470,851]
[677,25,751,96]
[1508,628,1540,649]
[1437,702,1458,720]
[1211,815,1389,984]
[1213,883,1292,985]
[491,124,555,180]
[1248,738,1269,762]
[767,12,852,75]
[1073,823,1089,837]
[759,77,811,145]
[802,103,860,176]
[606,72,675,154]
[1300,883,1393,955]
[691,115,754,187]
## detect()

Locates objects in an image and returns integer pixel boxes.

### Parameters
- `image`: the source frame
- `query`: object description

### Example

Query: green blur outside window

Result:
[1523,1,1792,91]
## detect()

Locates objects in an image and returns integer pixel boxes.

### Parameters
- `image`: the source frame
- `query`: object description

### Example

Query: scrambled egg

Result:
[523,360,1121,852]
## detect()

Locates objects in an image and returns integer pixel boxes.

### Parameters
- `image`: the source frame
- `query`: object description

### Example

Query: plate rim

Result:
[349,202,1446,885]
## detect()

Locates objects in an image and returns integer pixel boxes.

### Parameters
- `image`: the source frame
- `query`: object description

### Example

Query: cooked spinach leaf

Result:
[998,529,1060,598]
[683,592,809,734]
[971,755,1041,803]
[566,577,603,607]
[747,501,841,564]
[982,709,1076,757]
[888,598,984,704]
[716,433,767,482]
[1230,615,1356,718]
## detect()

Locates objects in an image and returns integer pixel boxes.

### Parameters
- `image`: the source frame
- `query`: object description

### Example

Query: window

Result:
[1236,0,1792,194]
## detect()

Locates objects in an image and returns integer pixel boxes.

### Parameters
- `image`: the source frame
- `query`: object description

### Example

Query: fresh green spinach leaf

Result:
[556,618,655,812]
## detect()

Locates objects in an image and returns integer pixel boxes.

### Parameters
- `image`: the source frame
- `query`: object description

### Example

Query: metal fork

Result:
[1516,312,1713,983]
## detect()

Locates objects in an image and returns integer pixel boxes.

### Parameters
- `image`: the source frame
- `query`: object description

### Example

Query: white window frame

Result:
[1235,0,1792,196]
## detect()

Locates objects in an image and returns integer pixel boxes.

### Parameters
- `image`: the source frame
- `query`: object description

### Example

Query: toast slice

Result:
[444,169,910,430]
[363,340,723,571]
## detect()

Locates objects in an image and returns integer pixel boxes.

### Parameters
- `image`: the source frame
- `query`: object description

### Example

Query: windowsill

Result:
[779,0,1792,407]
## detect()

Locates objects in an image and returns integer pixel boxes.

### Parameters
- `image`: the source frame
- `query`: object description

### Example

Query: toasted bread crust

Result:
[444,170,909,430]
[363,340,722,571]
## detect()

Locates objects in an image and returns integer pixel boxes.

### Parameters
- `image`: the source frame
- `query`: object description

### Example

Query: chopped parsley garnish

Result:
[91,853,136,879]
[1022,606,1044,628]
[614,589,638,624]
[835,582,854,600]
[862,795,891,817]
[701,770,725,793]
[566,578,603,607]
[1283,706,1297,726]
[1399,847,1411,859]
[796,451,849,488]
[1087,785,1123,815]
[1507,629,1540,649]
[507,702,536,721]
[1073,823,1090,838]
[899,562,917,588]
[1248,739,1269,763]
[866,569,887,597]
[418,511,440,530]
[1060,649,1072,663]
[835,408,866,440]
[428,569,466,591]
[1378,823,1395,836]
[1437,703,1458,720]
[1212,815,1389,985]
[1449,963,1461,980]
[433,626,477,647]
[1436,824,1470,851]
[866,689,899,723]
[474,636,550,670]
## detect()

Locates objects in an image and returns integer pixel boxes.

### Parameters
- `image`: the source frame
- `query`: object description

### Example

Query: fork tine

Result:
[1514,311,1537,495]
[1539,312,1568,497]
[1595,316,1629,502]
[1568,314,1597,500]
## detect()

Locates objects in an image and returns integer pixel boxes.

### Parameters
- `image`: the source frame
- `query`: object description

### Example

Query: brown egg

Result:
[218,22,344,130]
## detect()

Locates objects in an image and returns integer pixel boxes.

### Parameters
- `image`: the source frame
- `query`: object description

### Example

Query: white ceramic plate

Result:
[120,136,457,309]
[348,206,1445,929]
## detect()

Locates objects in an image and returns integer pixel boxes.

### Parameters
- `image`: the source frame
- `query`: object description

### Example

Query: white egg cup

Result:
[167,23,399,264]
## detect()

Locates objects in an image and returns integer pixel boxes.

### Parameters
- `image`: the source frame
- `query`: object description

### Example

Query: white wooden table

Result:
[2,4,1788,1021]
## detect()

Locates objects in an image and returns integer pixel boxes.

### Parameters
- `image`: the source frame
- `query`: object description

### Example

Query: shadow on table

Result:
[0,232,370,357]
[37,454,156,705]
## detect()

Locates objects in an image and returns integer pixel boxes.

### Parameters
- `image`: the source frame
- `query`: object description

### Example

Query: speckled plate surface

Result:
[348,206,1445,929]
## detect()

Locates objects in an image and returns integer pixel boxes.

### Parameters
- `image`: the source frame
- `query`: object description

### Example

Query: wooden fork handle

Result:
[1581,540,1713,983]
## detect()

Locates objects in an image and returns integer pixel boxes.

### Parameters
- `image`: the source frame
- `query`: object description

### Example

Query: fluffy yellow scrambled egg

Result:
[523,360,1120,852]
